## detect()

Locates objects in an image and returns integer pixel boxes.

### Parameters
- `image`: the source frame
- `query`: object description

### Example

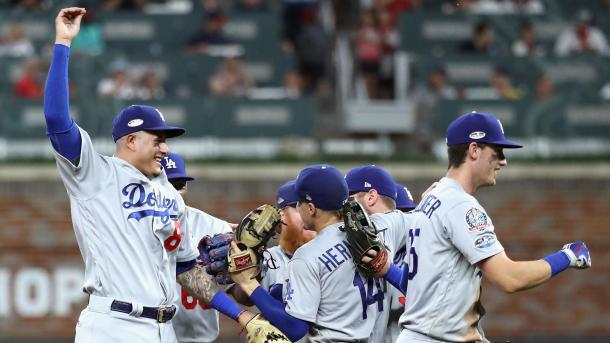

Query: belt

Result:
[110,300,176,323]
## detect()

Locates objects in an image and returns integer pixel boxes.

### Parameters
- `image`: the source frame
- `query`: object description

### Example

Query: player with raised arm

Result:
[229,164,387,342]
[46,8,287,342]
[349,112,592,343]
[161,152,233,343]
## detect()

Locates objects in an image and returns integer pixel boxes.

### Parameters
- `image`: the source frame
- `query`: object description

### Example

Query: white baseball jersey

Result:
[283,222,384,342]
[368,210,411,343]
[172,206,232,343]
[398,177,504,342]
[54,127,199,308]
[260,245,292,292]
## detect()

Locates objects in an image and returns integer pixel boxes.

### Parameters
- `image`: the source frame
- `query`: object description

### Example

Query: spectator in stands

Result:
[490,66,522,100]
[71,9,105,56]
[555,9,610,57]
[208,57,254,97]
[136,70,166,100]
[236,0,269,12]
[377,9,400,99]
[97,59,138,99]
[9,0,49,12]
[13,57,44,99]
[459,21,500,55]
[295,8,328,93]
[283,70,305,98]
[281,0,318,53]
[412,66,458,149]
[369,0,421,26]
[185,12,241,55]
[0,23,35,57]
[356,10,382,99]
[534,74,556,101]
[464,66,522,100]
[512,20,545,57]
[101,0,148,11]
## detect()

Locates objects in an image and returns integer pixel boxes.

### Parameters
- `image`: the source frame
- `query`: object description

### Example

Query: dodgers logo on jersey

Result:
[465,207,490,232]
[121,183,179,224]
[474,234,497,249]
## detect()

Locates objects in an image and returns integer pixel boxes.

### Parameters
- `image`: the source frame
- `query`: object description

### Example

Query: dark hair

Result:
[447,143,473,169]
[474,22,491,35]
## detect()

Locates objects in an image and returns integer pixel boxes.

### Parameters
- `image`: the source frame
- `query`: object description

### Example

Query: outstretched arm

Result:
[478,241,591,294]
[176,263,253,326]
[44,7,86,161]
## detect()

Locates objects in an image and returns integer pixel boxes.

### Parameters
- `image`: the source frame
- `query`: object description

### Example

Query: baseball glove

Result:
[198,232,234,284]
[342,198,389,278]
[228,204,281,275]
[245,314,291,343]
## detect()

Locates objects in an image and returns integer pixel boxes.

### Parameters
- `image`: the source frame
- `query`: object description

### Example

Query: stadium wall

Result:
[0,163,608,342]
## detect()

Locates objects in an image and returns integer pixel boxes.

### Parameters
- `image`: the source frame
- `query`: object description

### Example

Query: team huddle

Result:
[45,7,592,343]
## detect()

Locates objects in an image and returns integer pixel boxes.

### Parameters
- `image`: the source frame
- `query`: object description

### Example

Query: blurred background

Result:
[0,0,609,342]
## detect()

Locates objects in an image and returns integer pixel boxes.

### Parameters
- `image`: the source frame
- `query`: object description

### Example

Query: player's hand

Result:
[55,7,86,46]
[228,241,260,290]
[561,241,591,269]
[362,248,391,277]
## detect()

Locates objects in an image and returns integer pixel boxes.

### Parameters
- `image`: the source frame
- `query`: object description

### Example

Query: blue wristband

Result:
[210,291,244,320]
[543,251,570,276]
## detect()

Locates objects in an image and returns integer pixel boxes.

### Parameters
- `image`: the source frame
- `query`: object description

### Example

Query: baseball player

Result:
[395,183,417,213]
[161,152,233,343]
[345,164,400,343]
[385,183,416,343]
[367,112,592,342]
[230,164,385,342]
[45,8,272,342]
[231,180,316,314]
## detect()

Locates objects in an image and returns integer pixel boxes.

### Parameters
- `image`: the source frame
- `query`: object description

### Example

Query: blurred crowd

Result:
[2,0,610,114]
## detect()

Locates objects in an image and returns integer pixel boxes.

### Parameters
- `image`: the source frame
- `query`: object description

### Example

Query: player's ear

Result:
[468,142,479,160]
[124,133,138,151]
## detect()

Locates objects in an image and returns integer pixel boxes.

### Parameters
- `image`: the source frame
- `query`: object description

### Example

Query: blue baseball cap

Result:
[345,165,397,200]
[295,164,348,211]
[276,180,299,209]
[446,111,522,148]
[161,152,194,181]
[111,105,185,142]
[395,183,416,211]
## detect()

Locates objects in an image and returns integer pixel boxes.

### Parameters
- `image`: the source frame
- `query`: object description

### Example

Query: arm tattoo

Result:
[176,265,223,304]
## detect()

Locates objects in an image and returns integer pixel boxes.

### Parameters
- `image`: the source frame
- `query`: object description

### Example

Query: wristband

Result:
[543,251,570,276]
[210,291,244,320]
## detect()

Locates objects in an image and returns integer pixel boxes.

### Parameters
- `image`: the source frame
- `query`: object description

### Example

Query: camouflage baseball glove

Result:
[245,314,291,343]
[342,198,389,278]
[227,204,281,276]
[198,232,234,284]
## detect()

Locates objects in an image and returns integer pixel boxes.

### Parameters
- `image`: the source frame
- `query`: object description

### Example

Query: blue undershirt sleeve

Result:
[44,43,81,161]
[384,263,406,295]
[250,285,309,341]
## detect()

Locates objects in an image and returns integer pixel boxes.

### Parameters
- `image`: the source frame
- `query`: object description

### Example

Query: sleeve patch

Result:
[465,208,490,232]
[474,234,497,249]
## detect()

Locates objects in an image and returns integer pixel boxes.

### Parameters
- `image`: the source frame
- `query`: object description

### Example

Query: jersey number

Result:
[164,221,182,252]
[181,288,211,310]
[407,228,420,280]
[353,273,384,319]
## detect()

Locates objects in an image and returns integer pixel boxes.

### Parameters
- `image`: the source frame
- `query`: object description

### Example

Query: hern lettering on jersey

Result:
[414,194,441,219]
[121,183,179,224]
[318,241,352,272]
